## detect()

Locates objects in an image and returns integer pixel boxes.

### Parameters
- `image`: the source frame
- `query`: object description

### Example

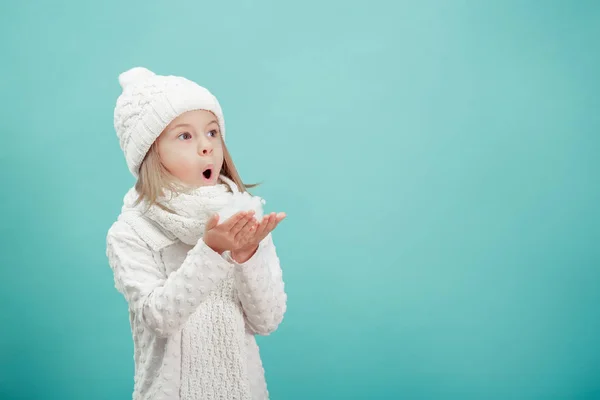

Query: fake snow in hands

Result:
[217,191,266,225]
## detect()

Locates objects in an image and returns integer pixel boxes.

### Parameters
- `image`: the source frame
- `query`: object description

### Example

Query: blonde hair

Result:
[133,136,259,210]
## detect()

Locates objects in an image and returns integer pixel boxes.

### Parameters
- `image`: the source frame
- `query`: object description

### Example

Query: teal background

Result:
[1,0,599,399]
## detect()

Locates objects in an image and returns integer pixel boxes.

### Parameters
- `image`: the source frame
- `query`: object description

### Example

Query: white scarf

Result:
[121,175,265,246]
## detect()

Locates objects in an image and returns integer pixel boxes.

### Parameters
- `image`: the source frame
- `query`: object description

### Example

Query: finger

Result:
[255,214,271,237]
[266,213,278,232]
[270,212,286,231]
[240,220,258,244]
[205,214,219,231]
[221,211,248,230]
[271,212,286,227]
[256,213,274,239]
[235,217,256,241]
[230,212,255,234]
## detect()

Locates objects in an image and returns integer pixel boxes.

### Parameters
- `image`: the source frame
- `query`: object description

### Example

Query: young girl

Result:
[106,66,287,400]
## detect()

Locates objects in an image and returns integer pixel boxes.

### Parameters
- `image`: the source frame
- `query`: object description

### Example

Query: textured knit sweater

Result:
[106,206,287,399]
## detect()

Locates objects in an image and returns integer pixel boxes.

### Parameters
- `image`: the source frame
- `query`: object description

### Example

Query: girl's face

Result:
[156,109,224,187]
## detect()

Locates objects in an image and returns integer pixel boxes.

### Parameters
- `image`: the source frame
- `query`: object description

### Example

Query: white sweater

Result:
[106,209,287,400]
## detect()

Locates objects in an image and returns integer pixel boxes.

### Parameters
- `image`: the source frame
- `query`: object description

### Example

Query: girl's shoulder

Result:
[107,211,177,252]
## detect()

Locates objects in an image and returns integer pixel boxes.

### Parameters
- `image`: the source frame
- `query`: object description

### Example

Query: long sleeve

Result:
[106,220,232,338]
[229,233,287,336]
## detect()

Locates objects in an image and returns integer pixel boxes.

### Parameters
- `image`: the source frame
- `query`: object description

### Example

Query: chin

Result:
[197,181,216,187]
[197,176,218,187]
[177,177,212,189]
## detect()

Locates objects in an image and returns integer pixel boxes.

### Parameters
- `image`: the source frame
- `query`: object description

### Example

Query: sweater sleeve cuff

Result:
[222,237,270,268]
[190,238,233,273]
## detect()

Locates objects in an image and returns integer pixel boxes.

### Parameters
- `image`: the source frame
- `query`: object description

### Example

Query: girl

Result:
[106,67,287,400]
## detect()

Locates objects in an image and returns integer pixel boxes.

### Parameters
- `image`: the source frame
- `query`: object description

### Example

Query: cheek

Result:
[167,156,195,173]
[215,150,225,169]
[160,147,196,175]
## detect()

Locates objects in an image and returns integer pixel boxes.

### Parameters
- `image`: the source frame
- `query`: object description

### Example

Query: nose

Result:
[197,138,213,156]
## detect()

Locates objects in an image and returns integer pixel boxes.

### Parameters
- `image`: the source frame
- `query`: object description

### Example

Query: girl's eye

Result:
[178,132,192,140]
[208,129,219,138]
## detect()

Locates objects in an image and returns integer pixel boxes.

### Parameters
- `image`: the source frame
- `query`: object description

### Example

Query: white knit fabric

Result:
[113,66,226,178]
[126,175,263,246]
[106,182,287,400]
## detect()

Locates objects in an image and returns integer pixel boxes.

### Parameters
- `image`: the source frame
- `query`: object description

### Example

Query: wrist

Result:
[202,238,224,255]
[231,244,259,264]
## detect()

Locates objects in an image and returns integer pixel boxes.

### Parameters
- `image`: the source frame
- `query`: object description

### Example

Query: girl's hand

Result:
[203,211,258,254]
[231,212,286,263]
[251,212,286,245]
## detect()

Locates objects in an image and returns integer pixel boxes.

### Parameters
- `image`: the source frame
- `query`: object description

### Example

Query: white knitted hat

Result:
[113,67,226,178]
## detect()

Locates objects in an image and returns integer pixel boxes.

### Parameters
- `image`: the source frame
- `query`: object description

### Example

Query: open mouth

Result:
[202,168,213,180]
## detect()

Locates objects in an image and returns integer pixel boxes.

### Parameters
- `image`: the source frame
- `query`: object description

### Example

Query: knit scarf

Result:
[121,175,265,246]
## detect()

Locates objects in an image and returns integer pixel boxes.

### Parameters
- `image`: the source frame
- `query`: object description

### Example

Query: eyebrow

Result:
[170,123,192,131]
[170,120,219,132]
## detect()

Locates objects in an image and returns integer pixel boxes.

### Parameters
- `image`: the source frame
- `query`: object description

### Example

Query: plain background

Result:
[1,1,599,399]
